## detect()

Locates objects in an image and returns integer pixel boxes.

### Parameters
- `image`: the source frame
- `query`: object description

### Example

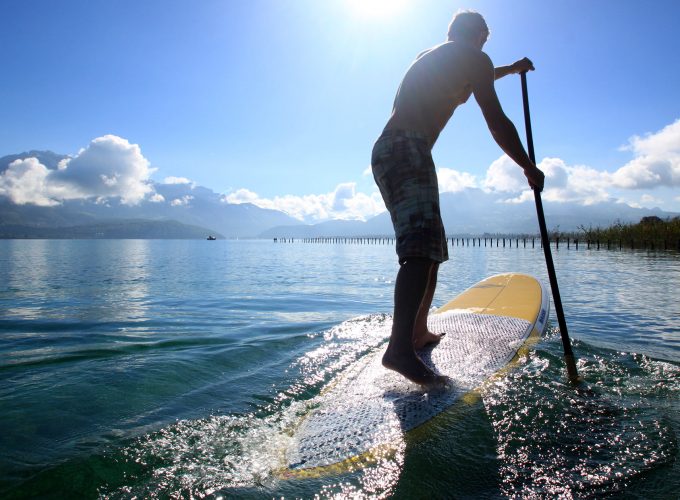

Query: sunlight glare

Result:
[346,0,408,21]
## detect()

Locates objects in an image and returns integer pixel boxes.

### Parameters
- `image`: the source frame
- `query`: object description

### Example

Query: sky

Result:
[1,0,679,221]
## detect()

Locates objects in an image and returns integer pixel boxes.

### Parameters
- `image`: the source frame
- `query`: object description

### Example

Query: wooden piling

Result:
[280,231,680,254]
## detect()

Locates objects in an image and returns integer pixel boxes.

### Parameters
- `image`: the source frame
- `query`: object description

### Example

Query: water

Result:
[1,239,678,498]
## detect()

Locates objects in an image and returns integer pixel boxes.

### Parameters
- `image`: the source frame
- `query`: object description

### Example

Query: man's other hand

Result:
[512,57,535,74]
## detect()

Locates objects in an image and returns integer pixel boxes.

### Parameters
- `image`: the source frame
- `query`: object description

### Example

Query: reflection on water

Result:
[107,239,151,324]
[1,240,153,324]
[91,322,679,499]
[0,240,679,498]
[487,331,679,497]
[3,239,51,319]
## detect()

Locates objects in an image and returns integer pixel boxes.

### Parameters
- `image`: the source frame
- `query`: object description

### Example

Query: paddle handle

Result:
[520,72,580,383]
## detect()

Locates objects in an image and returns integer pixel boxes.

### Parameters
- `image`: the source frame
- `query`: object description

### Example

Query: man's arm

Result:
[471,53,544,190]
[494,57,534,80]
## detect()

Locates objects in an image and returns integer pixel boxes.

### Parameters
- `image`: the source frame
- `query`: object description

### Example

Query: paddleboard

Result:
[283,273,549,477]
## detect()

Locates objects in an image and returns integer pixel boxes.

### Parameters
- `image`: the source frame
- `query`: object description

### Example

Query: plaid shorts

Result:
[371,129,448,264]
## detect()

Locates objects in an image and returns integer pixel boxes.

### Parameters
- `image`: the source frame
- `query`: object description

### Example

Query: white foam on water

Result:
[287,312,532,470]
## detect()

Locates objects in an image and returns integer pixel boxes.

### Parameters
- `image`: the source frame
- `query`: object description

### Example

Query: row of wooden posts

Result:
[273,236,680,251]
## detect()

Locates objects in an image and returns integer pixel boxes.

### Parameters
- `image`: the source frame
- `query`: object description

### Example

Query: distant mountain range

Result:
[1,151,299,238]
[262,189,678,239]
[0,219,221,239]
[2,150,677,239]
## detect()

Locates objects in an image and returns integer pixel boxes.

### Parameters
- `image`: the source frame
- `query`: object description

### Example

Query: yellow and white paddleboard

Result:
[284,273,549,476]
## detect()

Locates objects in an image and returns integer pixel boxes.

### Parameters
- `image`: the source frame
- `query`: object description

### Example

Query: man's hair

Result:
[447,10,489,42]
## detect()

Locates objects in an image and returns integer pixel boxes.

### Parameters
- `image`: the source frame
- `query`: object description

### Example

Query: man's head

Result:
[447,10,489,48]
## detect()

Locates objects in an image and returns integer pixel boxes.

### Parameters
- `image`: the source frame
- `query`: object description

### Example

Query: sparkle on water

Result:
[1,240,678,498]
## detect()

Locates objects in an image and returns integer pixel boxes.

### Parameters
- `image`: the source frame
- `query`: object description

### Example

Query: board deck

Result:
[283,273,550,477]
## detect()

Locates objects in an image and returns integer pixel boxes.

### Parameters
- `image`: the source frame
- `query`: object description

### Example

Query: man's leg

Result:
[382,258,445,385]
[412,263,444,350]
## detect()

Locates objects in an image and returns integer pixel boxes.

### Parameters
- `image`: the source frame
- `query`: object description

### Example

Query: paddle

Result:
[520,71,580,383]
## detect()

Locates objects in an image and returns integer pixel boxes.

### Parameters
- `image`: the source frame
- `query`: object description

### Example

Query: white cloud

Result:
[482,154,613,206]
[178,117,680,215]
[482,155,527,193]
[478,119,680,208]
[0,158,61,206]
[611,119,680,189]
[331,183,356,211]
[57,135,155,204]
[622,119,680,156]
[0,135,157,206]
[500,190,534,204]
[540,157,569,188]
[438,167,477,193]
[224,183,385,222]
[640,194,661,205]
[541,160,611,205]
[223,188,260,205]
[5,120,678,216]
[170,195,193,207]
[333,183,385,220]
[163,176,195,186]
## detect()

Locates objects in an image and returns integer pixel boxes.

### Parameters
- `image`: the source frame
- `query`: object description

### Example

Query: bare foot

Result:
[413,331,445,350]
[382,346,447,386]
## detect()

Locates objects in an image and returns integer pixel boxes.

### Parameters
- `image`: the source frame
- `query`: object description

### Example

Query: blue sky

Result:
[2,0,679,220]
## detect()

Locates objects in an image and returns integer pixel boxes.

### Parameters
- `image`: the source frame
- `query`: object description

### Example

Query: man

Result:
[372,10,545,386]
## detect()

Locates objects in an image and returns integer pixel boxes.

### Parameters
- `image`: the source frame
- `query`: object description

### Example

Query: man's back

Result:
[386,41,488,146]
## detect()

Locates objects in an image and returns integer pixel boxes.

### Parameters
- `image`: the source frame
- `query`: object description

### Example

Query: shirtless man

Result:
[372,10,545,386]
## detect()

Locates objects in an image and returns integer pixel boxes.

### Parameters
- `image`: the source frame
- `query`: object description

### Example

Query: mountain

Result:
[0,219,222,239]
[260,189,679,238]
[1,151,300,238]
[0,150,69,172]
[0,190,297,238]
[3,150,678,239]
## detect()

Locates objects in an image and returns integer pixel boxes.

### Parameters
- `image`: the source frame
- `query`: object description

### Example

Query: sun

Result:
[346,0,408,20]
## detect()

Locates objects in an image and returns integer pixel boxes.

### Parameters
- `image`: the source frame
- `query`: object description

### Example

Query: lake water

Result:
[1,239,678,498]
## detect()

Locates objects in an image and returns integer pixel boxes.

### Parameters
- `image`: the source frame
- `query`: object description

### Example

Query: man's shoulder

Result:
[416,42,448,60]
[431,42,493,66]
[462,45,494,67]
[462,47,494,79]
[477,49,494,65]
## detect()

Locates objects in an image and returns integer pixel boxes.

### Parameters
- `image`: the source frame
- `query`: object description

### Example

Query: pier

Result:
[273,236,680,251]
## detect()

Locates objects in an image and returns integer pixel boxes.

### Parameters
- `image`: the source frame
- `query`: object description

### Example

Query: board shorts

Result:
[371,129,449,264]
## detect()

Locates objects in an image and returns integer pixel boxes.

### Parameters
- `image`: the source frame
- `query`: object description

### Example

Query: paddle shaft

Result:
[520,72,579,383]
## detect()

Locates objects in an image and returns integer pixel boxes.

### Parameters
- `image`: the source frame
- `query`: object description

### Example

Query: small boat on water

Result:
[207,235,216,240]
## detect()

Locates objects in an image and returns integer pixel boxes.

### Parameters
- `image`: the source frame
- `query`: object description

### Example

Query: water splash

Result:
[99,315,394,498]
[485,327,679,498]
[38,319,679,499]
